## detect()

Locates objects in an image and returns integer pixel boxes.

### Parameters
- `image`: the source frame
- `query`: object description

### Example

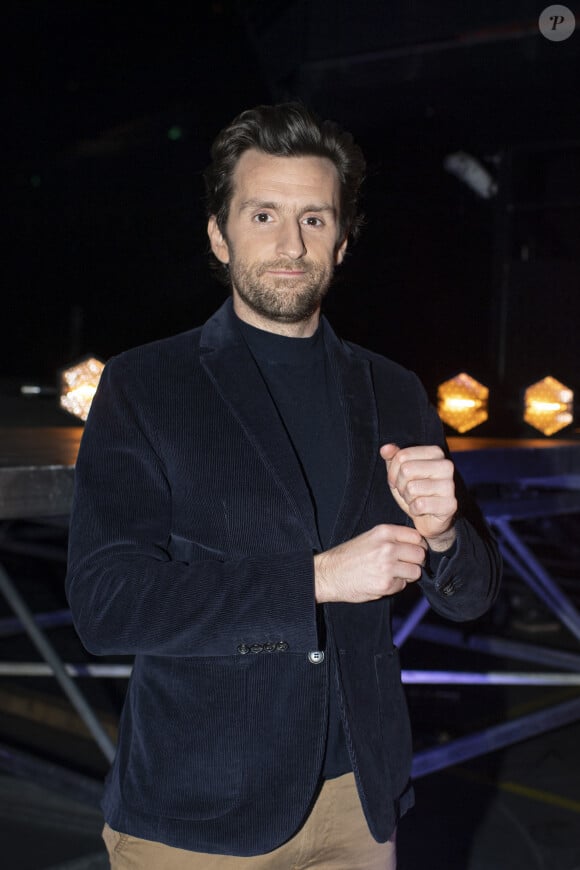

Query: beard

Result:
[228,254,335,324]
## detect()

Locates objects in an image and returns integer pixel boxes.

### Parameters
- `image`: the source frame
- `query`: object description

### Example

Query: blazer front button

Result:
[308,650,325,664]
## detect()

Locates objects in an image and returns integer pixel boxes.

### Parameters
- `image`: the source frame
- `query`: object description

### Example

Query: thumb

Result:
[379,443,400,466]
[380,443,407,512]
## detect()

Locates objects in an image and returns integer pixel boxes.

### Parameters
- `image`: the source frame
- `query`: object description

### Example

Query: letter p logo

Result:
[539,5,576,40]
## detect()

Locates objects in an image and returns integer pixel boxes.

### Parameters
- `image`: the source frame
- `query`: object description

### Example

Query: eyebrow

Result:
[238,198,337,217]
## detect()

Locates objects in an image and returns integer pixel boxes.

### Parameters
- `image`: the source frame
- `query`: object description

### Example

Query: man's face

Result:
[208,149,347,335]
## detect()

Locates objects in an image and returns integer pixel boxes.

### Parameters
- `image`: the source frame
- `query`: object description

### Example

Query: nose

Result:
[275,219,306,260]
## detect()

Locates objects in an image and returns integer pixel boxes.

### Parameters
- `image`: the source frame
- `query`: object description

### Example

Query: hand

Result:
[380,443,457,551]
[314,524,427,603]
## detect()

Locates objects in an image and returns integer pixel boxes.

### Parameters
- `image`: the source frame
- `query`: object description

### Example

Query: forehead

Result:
[230,149,341,207]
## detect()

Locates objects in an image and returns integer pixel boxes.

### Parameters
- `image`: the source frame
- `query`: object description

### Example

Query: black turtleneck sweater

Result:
[237,315,352,779]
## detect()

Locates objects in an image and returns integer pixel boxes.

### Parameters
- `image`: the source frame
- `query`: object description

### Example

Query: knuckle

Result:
[376,523,394,541]
[372,524,387,543]
[381,541,396,559]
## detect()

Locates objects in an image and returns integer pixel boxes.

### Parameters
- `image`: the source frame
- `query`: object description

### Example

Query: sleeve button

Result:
[276,641,289,652]
[237,644,250,655]
[250,643,263,653]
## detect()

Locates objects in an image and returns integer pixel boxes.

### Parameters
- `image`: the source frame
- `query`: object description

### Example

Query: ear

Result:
[207,216,230,264]
[335,235,348,266]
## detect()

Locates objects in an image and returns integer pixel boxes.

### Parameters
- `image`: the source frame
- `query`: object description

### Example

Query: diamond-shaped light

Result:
[524,376,573,436]
[437,372,489,434]
[59,356,104,422]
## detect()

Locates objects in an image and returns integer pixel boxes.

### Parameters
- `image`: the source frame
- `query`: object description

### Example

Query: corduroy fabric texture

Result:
[66,298,501,856]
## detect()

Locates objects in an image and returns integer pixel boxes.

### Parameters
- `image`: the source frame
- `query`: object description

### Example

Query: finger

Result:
[407,495,457,519]
[395,476,456,503]
[395,542,429,567]
[374,524,427,547]
[385,447,445,480]
[389,445,445,462]
[389,458,455,494]
[394,560,423,583]
[379,446,445,512]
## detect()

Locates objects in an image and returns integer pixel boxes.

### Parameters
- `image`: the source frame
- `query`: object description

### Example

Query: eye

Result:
[253,212,272,223]
[303,216,324,227]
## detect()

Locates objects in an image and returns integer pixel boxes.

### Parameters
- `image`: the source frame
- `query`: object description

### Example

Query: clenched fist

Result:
[380,443,457,551]
[314,523,427,603]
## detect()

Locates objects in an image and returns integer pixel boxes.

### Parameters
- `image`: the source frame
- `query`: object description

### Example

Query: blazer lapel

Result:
[324,322,379,548]
[200,300,320,548]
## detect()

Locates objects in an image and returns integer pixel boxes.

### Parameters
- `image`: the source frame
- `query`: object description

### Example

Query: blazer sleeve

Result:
[415,379,502,621]
[65,357,320,659]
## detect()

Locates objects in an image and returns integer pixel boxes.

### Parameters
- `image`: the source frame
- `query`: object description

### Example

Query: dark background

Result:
[2,7,580,867]
[3,0,580,435]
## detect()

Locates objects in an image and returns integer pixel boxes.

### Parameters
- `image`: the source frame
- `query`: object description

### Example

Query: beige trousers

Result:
[102,772,396,869]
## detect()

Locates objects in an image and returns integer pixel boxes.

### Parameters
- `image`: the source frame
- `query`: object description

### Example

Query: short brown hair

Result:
[204,102,366,245]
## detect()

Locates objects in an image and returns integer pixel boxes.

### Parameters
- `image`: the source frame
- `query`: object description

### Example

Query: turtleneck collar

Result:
[235,313,324,367]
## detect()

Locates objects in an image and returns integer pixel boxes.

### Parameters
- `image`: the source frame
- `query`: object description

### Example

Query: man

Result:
[66,102,501,869]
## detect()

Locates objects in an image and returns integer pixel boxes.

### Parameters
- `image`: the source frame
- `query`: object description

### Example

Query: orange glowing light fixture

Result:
[524,376,573,436]
[437,372,489,433]
[59,356,104,422]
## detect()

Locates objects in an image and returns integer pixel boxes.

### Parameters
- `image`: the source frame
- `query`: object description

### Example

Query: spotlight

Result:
[443,151,497,199]
[524,376,573,436]
[437,373,489,434]
[59,356,104,422]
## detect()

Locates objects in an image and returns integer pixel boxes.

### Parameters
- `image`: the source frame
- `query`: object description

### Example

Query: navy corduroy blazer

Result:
[66,298,501,856]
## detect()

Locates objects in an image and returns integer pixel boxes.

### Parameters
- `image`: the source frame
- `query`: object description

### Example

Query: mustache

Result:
[256,260,315,275]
